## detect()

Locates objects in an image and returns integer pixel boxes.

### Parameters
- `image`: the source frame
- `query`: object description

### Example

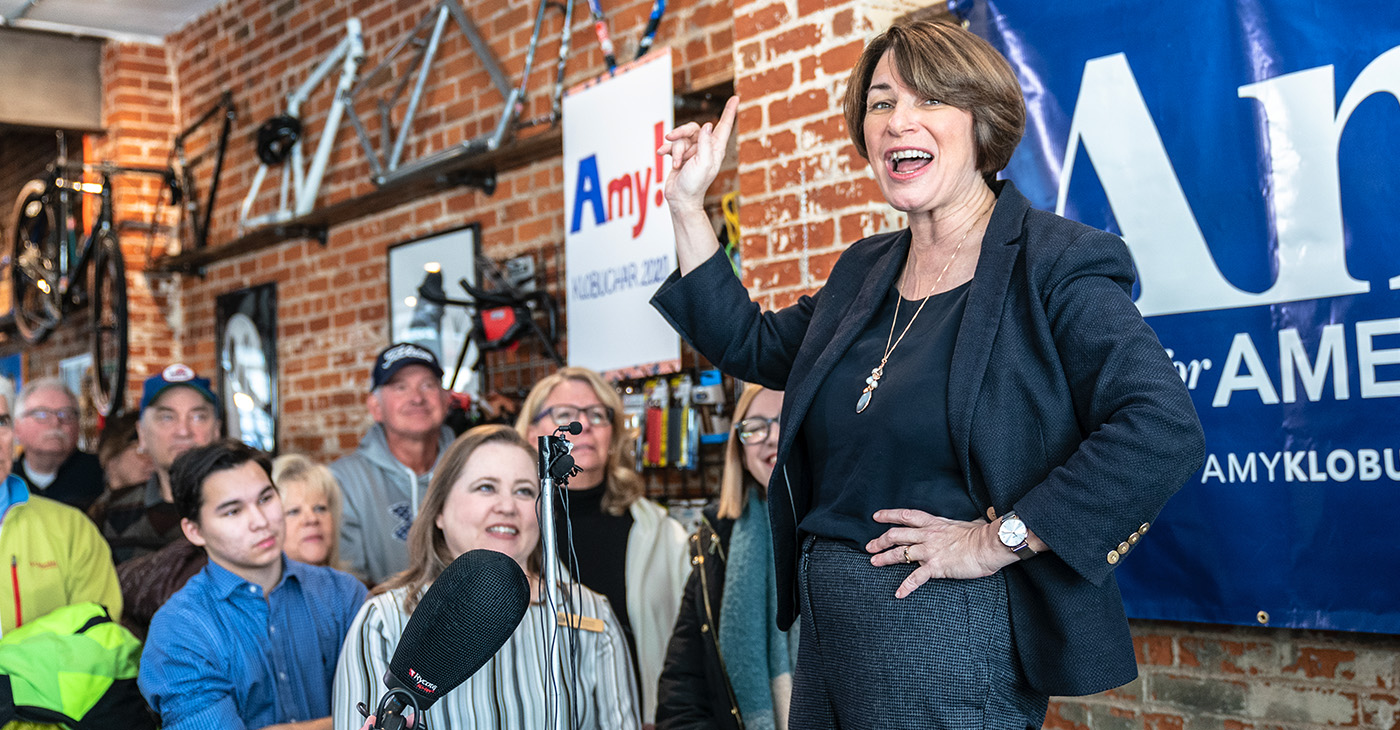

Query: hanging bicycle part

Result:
[239,19,365,230]
[10,132,167,414]
[345,0,565,190]
[148,90,236,258]
[416,259,565,390]
[635,0,667,59]
[584,0,618,73]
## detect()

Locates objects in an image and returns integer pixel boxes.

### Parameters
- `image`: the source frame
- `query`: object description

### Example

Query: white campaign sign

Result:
[563,50,679,375]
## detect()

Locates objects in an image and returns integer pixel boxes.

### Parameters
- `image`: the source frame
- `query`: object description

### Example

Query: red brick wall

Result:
[98,42,183,396]
[1057,620,1400,730]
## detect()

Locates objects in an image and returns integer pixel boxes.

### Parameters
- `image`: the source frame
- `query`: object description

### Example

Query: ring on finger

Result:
[902,546,912,564]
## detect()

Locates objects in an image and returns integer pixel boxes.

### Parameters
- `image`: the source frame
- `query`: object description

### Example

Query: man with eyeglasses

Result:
[0,376,122,633]
[331,343,454,585]
[11,378,103,511]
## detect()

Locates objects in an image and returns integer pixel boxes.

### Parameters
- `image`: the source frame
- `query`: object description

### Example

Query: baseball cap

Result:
[140,363,219,413]
[372,343,444,389]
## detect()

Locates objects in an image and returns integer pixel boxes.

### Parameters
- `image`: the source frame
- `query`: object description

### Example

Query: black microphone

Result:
[370,549,531,730]
[560,421,583,435]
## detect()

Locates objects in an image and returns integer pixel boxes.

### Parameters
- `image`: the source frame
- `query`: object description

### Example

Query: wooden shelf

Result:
[146,80,735,276]
[147,127,562,275]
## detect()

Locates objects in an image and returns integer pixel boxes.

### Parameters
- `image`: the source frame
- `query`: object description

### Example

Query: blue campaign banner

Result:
[968,1,1400,633]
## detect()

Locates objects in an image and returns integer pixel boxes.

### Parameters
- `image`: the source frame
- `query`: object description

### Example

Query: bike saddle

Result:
[255,115,303,164]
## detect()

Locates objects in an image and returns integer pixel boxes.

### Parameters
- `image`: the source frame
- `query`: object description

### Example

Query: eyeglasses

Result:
[534,404,614,428]
[735,415,779,446]
[22,408,78,425]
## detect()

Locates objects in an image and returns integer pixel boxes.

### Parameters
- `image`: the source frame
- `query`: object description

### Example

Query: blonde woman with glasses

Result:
[656,385,796,730]
[517,367,690,726]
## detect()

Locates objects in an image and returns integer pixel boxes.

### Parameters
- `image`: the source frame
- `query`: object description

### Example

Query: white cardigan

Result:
[624,497,692,723]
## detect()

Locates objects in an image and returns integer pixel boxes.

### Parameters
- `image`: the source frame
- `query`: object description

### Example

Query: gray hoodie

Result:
[330,423,455,585]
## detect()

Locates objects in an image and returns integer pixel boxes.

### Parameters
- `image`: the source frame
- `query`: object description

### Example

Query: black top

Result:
[800,281,978,547]
[553,481,640,675]
[13,450,105,512]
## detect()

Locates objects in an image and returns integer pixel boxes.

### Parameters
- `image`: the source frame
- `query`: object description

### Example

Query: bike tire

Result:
[9,179,62,344]
[90,231,129,416]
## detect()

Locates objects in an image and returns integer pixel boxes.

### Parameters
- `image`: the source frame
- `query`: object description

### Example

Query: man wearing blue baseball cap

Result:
[330,343,453,584]
[92,363,221,564]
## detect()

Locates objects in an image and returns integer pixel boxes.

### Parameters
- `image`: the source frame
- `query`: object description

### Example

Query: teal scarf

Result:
[718,490,799,730]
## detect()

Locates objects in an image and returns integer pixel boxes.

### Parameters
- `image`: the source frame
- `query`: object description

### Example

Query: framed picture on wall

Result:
[215,283,278,453]
[387,223,480,396]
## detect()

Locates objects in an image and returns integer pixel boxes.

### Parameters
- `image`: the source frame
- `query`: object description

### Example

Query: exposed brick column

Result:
[731,0,928,307]
[93,42,182,408]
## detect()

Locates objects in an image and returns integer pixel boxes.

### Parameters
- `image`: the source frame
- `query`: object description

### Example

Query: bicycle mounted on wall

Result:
[147,91,236,260]
[10,132,171,415]
[239,19,366,231]
[345,0,584,194]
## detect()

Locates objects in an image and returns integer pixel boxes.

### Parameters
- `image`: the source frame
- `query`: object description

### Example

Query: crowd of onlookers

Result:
[0,343,790,730]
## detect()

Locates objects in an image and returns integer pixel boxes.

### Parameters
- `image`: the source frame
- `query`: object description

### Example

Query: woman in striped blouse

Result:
[332,425,640,729]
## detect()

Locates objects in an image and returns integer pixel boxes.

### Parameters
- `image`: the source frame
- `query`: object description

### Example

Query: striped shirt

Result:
[332,583,640,730]
[138,556,368,730]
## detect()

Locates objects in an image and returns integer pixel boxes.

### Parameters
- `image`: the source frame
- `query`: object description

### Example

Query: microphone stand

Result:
[538,424,579,730]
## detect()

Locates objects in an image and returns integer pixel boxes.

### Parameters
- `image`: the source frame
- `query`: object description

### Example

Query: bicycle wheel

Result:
[90,231,128,416]
[9,179,62,343]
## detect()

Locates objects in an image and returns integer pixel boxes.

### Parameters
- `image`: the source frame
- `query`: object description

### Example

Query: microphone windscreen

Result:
[386,549,531,710]
[565,421,583,435]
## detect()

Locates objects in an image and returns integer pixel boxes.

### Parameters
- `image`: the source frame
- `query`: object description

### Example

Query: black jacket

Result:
[652,181,1206,696]
[655,504,742,730]
[13,450,104,512]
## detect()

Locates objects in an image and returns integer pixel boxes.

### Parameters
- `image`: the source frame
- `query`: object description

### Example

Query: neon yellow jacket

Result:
[0,476,121,634]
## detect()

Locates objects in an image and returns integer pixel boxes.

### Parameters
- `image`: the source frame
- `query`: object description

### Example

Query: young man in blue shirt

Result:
[138,439,367,730]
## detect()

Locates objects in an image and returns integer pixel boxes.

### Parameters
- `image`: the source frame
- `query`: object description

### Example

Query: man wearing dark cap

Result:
[330,343,453,584]
[92,363,221,564]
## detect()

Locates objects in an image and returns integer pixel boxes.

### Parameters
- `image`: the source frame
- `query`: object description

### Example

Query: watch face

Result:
[998,517,1028,547]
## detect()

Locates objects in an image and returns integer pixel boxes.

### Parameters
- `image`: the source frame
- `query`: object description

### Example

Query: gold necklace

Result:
[856,201,992,414]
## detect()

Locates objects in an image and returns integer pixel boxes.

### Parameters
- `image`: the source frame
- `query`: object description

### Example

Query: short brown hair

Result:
[843,20,1025,181]
[376,425,541,614]
[97,411,141,468]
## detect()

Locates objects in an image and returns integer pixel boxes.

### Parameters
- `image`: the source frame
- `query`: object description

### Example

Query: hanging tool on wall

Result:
[585,0,618,73]
[635,0,666,59]
[415,257,566,391]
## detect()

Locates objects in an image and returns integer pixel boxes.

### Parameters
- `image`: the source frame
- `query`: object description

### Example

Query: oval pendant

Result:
[856,390,872,413]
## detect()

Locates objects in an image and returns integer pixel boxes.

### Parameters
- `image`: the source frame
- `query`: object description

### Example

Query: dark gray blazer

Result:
[651,181,1205,696]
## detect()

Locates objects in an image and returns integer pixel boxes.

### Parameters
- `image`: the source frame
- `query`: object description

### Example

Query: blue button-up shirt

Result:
[138,555,367,729]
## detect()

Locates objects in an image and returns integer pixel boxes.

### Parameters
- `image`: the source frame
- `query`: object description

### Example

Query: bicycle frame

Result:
[346,0,566,188]
[150,91,235,255]
[239,19,365,228]
[36,137,166,300]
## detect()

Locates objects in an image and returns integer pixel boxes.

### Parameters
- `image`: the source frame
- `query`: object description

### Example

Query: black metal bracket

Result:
[272,225,329,247]
[444,169,497,196]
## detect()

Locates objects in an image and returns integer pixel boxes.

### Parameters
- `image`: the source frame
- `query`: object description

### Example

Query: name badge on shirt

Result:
[557,612,605,633]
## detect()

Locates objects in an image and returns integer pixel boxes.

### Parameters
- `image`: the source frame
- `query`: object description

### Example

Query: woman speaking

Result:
[652,20,1205,728]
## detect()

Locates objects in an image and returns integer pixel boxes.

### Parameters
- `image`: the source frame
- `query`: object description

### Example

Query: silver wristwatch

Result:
[997,511,1037,560]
